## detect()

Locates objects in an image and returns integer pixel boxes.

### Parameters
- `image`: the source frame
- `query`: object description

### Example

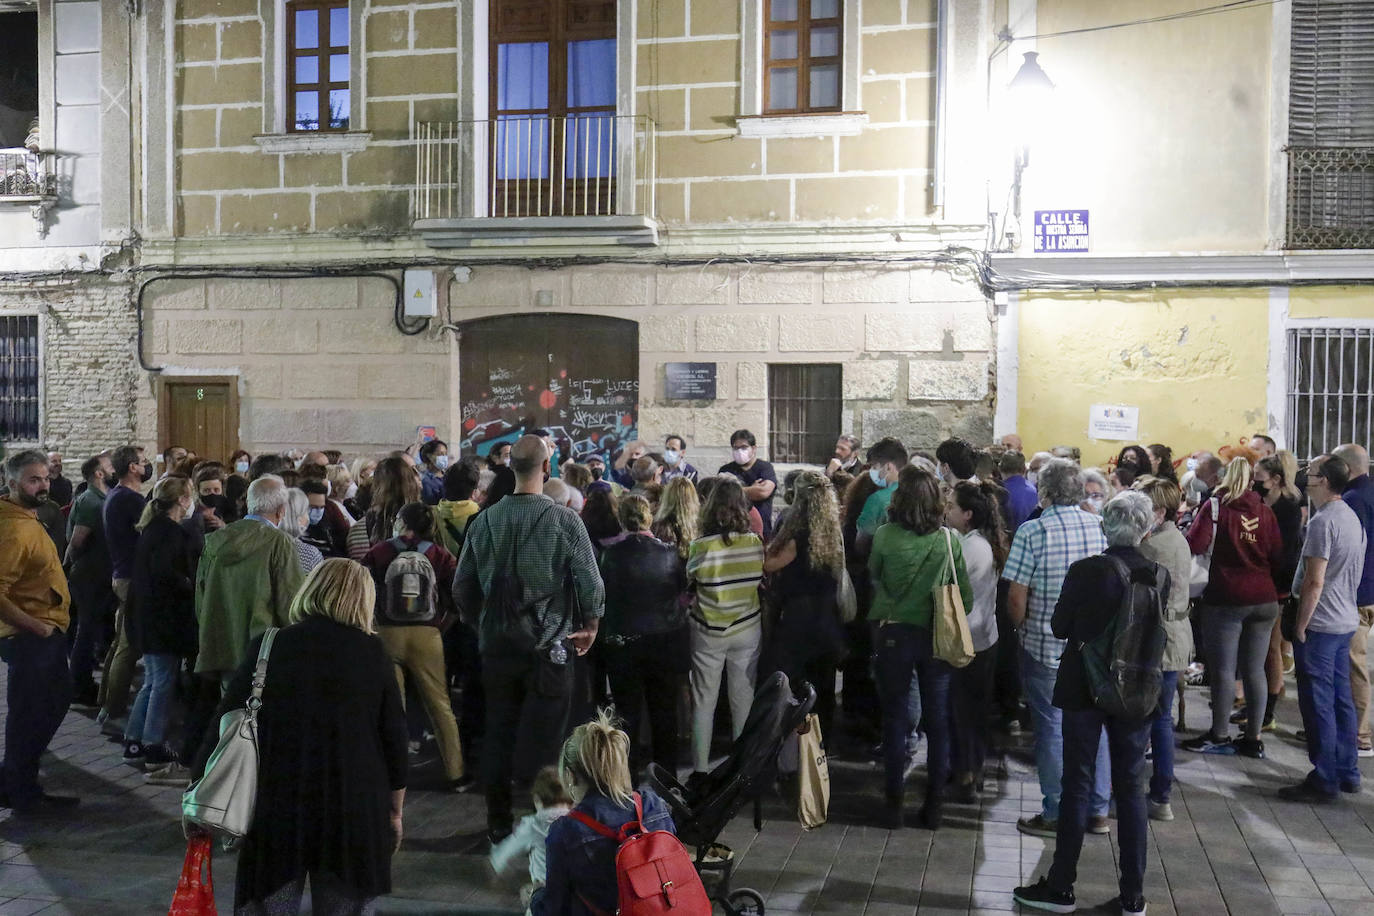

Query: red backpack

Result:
[567,792,712,916]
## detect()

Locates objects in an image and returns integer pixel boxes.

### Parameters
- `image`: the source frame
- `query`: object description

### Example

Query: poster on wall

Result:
[1088,404,1140,441]
[1033,209,1089,252]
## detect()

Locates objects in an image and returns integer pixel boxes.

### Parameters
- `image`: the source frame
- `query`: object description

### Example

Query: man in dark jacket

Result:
[1015,491,1166,916]
[1334,444,1374,756]
[97,445,149,731]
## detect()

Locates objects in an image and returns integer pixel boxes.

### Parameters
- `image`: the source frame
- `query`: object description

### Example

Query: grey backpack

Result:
[381,539,438,624]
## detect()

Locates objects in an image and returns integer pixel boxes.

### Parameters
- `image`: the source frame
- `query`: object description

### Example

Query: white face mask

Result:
[732,447,751,465]
[663,449,681,467]
[235,460,250,474]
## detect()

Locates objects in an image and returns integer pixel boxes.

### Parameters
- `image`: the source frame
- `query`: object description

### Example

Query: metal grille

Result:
[768,364,841,465]
[1287,327,1374,463]
[0,315,40,442]
[1287,146,1374,248]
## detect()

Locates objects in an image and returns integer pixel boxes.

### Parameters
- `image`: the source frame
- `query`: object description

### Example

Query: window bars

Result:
[0,315,40,442]
[768,364,842,465]
[1288,327,1374,463]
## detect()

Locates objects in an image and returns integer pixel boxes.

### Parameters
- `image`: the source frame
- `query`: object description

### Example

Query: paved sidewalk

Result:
[0,679,1372,914]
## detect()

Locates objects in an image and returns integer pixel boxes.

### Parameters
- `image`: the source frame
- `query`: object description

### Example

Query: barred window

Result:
[768,363,841,464]
[287,0,350,132]
[1287,327,1374,463]
[1287,0,1374,248]
[1,315,40,442]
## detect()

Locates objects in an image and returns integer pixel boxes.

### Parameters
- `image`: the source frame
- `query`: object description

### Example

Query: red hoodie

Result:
[1185,489,1284,606]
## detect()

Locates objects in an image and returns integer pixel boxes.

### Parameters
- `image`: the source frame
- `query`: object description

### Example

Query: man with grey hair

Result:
[1016,490,1166,916]
[0,450,79,815]
[1334,443,1374,756]
[542,478,573,508]
[1003,458,1111,838]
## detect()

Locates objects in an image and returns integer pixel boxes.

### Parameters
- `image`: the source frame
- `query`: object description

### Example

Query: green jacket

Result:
[868,524,973,628]
[194,518,303,673]
[431,499,481,558]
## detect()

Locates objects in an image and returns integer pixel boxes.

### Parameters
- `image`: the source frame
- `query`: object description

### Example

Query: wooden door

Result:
[159,378,239,463]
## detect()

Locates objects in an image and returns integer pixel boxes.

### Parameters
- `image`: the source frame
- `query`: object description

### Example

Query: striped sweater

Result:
[686,532,765,633]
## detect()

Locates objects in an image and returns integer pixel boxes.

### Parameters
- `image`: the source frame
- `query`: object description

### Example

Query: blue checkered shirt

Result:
[1002,504,1106,669]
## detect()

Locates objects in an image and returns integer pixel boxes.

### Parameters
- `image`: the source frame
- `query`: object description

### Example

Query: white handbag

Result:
[1188,497,1220,599]
[182,628,278,848]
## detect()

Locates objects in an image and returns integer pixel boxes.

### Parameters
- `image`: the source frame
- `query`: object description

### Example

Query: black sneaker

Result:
[1229,706,1248,725]
[1012,876,1077,913]
[1181,732,1236,755]
[122,741,145,769]
[1341,780,1362,795]
[1119,893,1147,915]
[143,744,179,767]
[1276,780,1337,804]
[1233,737,1265,759]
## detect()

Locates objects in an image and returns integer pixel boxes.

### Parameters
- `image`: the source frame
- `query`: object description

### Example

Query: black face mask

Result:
[1253,481,1268,495]
[140,463,153,483]
[199,493,232,520]
[103,473,118,489]
[590,467,605,481]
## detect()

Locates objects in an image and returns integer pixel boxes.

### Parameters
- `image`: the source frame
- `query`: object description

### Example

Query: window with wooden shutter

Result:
[1287,0,1374,248]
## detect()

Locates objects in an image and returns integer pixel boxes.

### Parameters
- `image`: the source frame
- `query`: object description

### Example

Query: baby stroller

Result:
[647,672,816,916]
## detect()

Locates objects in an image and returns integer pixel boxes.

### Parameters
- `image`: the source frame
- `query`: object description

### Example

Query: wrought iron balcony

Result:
[1286,146,1374,250]
[0,149,59,238]
[413,114,658,247]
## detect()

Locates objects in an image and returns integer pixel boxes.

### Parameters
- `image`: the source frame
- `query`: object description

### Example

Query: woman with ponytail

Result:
[533,711,677,916]
[122,475,197,769]
[943,480,1008,802]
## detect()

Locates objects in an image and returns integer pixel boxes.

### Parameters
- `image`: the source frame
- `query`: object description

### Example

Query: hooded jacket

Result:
[1185,488,1283,606]
[194,517,304,673]
[431,499,481,558]
[868,523,973,628]
[0,498,70,637]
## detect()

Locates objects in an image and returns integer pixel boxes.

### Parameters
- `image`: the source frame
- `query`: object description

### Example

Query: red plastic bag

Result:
[169,835,217,915]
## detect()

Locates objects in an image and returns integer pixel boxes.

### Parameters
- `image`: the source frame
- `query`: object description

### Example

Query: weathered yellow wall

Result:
[1289,287,1374,320]
[1020,0,1272,253]
[1018,289,1271,466]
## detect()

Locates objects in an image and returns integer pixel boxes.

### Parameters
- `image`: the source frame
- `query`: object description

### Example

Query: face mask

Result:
[103,473,118,489]
[590,466,604,481]
[1026,471,1038,487]
[308,506,325,525]
[140,463,153,483]
[1186,457,1198,473]
[434,454,450,471]
[663,450,681,467]
[1086,494,1106,510]
[869,467,886,487]
[732,448,751,465]
[235,460,250,474]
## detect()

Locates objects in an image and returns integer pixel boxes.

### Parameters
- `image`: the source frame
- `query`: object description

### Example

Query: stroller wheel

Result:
[725,887,765,916]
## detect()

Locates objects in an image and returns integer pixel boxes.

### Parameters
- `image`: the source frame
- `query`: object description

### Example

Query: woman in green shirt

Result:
[869,466,973,830]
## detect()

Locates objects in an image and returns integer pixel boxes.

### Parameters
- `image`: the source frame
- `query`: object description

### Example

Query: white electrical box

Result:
[403,269,437,318]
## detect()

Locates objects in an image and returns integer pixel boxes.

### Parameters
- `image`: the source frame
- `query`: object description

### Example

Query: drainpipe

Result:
[931,0,950,211]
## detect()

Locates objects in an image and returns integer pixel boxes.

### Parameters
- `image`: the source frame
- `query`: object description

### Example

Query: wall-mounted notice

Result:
[1088,404,1139,441]
[665,362,717,400]
[1033,209,1089,253]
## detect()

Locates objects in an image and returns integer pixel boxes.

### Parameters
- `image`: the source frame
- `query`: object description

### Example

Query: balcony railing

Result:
[414,115,657,223]
[1286,146,1374,249]
[1,149,57,201]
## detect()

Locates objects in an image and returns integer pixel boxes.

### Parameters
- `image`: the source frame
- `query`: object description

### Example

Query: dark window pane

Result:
[329,53,348,83]
[295,9,318,49]
[812,0,840,19]
[497,42,549,111]
[564,113,616,178]
[769,30,798,61]
[810,63,839,108]
[567,39,616,108]
[294,91,319,130]
[295,55,319,85]
[328,89,349,128]
[495,115,551,179]
[329,6,349,47]
[770,0,798,22]
[768,66,798,110]
[811,26,839,57]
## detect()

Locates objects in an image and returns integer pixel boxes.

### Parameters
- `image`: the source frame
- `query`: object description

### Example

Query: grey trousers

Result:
[1203,602,1280,741]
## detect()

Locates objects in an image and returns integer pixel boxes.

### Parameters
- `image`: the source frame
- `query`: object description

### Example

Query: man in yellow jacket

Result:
[0,450,79,815]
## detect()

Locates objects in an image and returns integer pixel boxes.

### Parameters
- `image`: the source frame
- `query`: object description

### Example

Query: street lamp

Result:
[1008,50,1054,222]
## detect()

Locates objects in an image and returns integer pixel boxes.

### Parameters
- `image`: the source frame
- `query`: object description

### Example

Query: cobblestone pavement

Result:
[0,675,1372,915]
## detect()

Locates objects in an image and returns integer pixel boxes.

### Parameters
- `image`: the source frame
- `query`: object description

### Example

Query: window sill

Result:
[253,132,371,154]
[735,112,868,139]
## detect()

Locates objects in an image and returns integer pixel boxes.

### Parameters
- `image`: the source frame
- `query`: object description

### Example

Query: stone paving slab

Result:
[1,675,1373,913]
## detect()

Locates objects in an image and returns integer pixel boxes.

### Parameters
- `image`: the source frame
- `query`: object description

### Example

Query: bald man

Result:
[1335,443,1374,755]
[1001,433,1024,454]
[454,434,604,842]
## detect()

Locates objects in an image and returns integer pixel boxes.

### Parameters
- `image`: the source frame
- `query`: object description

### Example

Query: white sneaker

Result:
[145,762,192,787]
[1359,745,1374,758]
[1147,799,1174,821]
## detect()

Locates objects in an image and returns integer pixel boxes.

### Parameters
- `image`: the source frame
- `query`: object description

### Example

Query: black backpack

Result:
[480,503,565,655]
[1077,556,1168,720]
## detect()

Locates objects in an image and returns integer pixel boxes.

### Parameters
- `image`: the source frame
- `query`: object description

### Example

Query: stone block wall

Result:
[139,276,449,457]
[0,278,137,460]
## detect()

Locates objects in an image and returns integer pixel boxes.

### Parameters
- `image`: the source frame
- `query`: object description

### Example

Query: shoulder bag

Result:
[1188,496,1220,599]
[932,529,975,668]
[182,628,278,849]
[836,565,858,624]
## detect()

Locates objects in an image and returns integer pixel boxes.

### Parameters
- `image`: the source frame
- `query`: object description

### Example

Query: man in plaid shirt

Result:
[1002,458,1110,837]
[455,435,604,843]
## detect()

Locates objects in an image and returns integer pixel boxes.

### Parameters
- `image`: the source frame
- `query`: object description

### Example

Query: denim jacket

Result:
[531,787,676,916]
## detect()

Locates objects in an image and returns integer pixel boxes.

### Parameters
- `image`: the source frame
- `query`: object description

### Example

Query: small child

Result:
[489,765,573,910]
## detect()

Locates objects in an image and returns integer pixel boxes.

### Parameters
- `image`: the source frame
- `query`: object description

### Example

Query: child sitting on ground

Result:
[489,765,573,909]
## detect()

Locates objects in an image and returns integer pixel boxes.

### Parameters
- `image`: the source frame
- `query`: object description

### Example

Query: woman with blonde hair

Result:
[190,558,408,915]
[122,475,197,769]
[651,475,699,559]
[1251,453,1304,729]
[532,711,677,916]
[762,469,846,738]
[1183,458,1284,757]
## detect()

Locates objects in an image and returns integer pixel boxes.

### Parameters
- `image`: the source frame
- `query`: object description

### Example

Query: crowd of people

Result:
[0,425,1370,915]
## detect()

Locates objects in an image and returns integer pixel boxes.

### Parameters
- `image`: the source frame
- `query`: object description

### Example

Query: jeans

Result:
[1020,647,1109,820]
[874,623,951,800]
[0,630,73,806]
[124,653,180,747]
[482,650,574,835]
[379,626,464,781]
[1294,629,1360,794]
[1150,670,1180,803]
[950,644,997,783]
[1048,706,1151,902]
[689,623,761,772]
[1201,602,1279,741]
